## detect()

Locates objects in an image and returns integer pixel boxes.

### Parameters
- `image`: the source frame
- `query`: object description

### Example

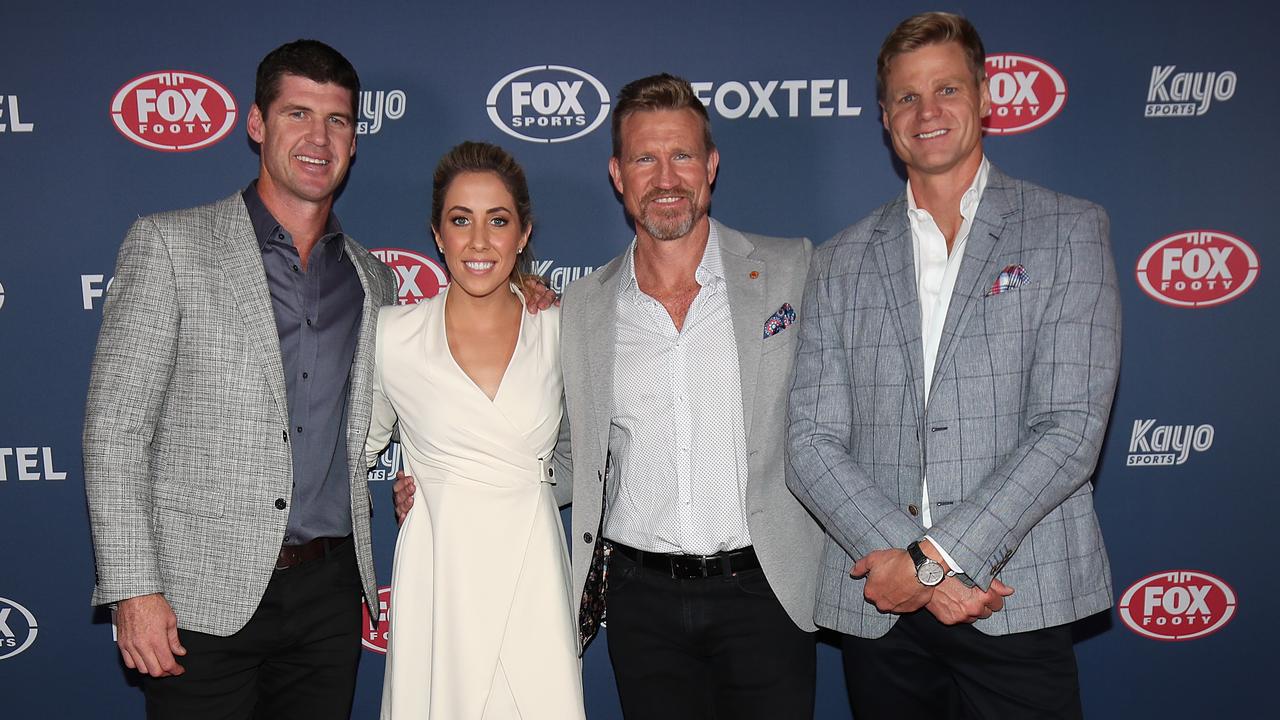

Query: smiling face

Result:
[433,171,530,301]
[880,41,990,184]
[247,74,356,210]
[608,108,719,243]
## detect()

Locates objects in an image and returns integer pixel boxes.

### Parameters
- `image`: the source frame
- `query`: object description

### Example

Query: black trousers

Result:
[141,537,363,720]
[842,610,1083,720]
[605,548,816,720]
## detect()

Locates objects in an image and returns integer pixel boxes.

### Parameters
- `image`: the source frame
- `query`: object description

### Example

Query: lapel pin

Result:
[749,271,760,279]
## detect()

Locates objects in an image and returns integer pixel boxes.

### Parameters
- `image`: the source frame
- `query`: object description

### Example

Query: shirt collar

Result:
[619,220,724,299]
[905,155,990,224]
[242,180,346,257]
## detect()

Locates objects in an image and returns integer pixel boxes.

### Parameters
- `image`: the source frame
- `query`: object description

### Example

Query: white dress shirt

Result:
[605,223,752,555]
[907,156,991,573]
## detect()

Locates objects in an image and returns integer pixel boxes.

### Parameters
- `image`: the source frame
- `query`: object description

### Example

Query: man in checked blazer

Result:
[559,74,824,718]
[84,41,396,718]
[786,13,1121,719]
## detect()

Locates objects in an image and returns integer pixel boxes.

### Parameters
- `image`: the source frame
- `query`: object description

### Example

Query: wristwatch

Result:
[907,540,945,587]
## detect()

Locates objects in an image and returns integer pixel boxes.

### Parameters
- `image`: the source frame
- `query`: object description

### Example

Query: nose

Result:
[654,158,678,188]
[918,94,941,120]
[306,116,330,146]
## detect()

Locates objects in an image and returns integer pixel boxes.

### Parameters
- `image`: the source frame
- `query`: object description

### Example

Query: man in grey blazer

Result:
[84,41,396,718]
[561,73,823,719]
[787,13,1121,719]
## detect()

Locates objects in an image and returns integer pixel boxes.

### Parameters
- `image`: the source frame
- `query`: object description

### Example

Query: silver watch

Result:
[907,540,945,587]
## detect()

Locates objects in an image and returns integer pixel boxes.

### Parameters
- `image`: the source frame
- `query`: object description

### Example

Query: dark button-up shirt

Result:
[243,182,364,545]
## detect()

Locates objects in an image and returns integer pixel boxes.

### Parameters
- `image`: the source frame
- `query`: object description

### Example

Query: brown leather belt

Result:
[275,535,351,570]
[610,541,761,579]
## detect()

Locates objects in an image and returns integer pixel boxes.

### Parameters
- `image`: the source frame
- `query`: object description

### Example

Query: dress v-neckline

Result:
[439,285,527,404]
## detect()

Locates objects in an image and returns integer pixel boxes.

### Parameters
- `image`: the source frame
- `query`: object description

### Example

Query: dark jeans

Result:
[843,609,1083,720]
[605,548,816,720]
[141,537,363,720]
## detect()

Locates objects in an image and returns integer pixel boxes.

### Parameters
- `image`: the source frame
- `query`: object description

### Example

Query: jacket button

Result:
[583,532,594,544]
[908,504,919,517]
[275,498,287,510]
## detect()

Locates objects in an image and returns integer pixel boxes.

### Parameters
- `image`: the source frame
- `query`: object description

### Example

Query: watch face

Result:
[918,560,945,586]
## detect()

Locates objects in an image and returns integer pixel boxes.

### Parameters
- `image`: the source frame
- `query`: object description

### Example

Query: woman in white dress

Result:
[365,142,584,719]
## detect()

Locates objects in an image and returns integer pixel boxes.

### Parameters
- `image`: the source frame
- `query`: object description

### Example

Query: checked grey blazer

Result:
[84,192,397,635]
[557,219,825,647]
[786,166,1121,638]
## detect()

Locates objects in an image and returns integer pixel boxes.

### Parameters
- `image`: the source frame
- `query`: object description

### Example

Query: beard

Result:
[635,187,708,241]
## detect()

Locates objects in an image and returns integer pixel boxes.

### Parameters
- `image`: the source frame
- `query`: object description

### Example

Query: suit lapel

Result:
[716,221,766,439]
[930,167,1018,391]
[583,255,624,460]
[872,198,926,427]
[213,194,289,424]
[344,239,385,466]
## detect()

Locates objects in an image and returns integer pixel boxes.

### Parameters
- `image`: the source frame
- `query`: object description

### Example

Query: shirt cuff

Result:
[924,534,965,575]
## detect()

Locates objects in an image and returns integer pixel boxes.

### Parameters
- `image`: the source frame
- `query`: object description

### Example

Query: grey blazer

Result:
[558,219,824,638]
[786,166,1121,638]
[84,192,397,635]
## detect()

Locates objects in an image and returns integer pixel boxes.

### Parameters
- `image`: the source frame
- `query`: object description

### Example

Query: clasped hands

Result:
[852,543,1014,625]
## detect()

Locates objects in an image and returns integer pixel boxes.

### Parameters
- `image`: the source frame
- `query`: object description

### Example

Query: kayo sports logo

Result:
[111,71,237,151]
[1118,570,1236,641]
[487,65,610,143]
[982,54,1067,135]
[1136,230,1259,307]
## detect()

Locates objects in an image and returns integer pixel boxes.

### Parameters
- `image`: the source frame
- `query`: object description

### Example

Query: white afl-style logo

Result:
[486,65,610,144]
[110,71,238,151]
[0,596,39,660]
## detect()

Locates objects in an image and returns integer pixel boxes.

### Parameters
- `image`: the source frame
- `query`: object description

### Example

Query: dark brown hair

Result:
[430,141,534,286]
[876,12,986,103]
[610,73,714,159]
[255,39,360,119]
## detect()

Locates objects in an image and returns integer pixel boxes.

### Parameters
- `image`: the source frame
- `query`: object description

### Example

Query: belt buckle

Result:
[669,554,712,579]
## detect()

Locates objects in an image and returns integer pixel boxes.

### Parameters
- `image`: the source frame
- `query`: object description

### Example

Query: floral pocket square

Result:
[985,264,1031,296]
[763,303,796,338]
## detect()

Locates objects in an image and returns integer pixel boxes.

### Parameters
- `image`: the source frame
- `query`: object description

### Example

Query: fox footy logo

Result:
[1136,231,1259,307]
[983,54,1067,135]
[111,71,237,151]
[1119,571,1237,641]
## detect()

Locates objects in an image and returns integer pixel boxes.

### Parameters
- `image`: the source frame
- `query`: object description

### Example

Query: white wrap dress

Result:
[365,287,583,719]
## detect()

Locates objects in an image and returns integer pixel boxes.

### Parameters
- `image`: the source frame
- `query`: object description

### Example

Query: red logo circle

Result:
[110,71,237,152]
[1118,570,1237,641]
[1136,230,1259,308]
[372,248,449,304]
[983,54,1067,135]
[361,586,392,654]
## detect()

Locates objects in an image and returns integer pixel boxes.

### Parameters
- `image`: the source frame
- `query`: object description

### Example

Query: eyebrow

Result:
[446,205,514,215]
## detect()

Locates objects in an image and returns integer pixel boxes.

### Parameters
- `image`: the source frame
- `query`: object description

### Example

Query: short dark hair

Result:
[431,141,534,286]
[255,39,360,118]
[610,73,714,159]
[876,12,986,103]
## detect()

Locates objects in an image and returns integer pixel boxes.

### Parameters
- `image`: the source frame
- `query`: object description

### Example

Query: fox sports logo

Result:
[487,65,610,144]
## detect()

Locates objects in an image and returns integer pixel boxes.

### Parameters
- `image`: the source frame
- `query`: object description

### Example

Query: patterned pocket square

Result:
[763,303,796,338]
[985,264,1031,296]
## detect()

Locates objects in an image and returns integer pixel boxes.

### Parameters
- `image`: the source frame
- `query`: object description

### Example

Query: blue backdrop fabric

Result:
[1,1,1275,717]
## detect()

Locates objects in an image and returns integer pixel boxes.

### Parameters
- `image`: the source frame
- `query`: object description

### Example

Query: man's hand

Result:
[520,275,558,314]
[926,577,1016,625]
[116,593,185,677]
[851,548,934,614]
[393,471,416,524]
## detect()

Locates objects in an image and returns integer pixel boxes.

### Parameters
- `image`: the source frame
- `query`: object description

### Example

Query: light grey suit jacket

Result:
[786,166,1121,638]
[558,219,824,636]
[84,192,397,635]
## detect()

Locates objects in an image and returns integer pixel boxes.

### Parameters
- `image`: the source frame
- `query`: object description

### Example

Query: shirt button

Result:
[275,498,287,510]
[306,318,312,326]
[277,233,285,240]
[547,467,554,478]
[292,264,299,272]
[302,372,309,379]
[583,532,594,544]
[296,426,303,433]
[908,504,919,517]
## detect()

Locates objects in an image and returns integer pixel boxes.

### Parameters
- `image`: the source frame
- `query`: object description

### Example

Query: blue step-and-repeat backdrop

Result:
[2,0,1275,717]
